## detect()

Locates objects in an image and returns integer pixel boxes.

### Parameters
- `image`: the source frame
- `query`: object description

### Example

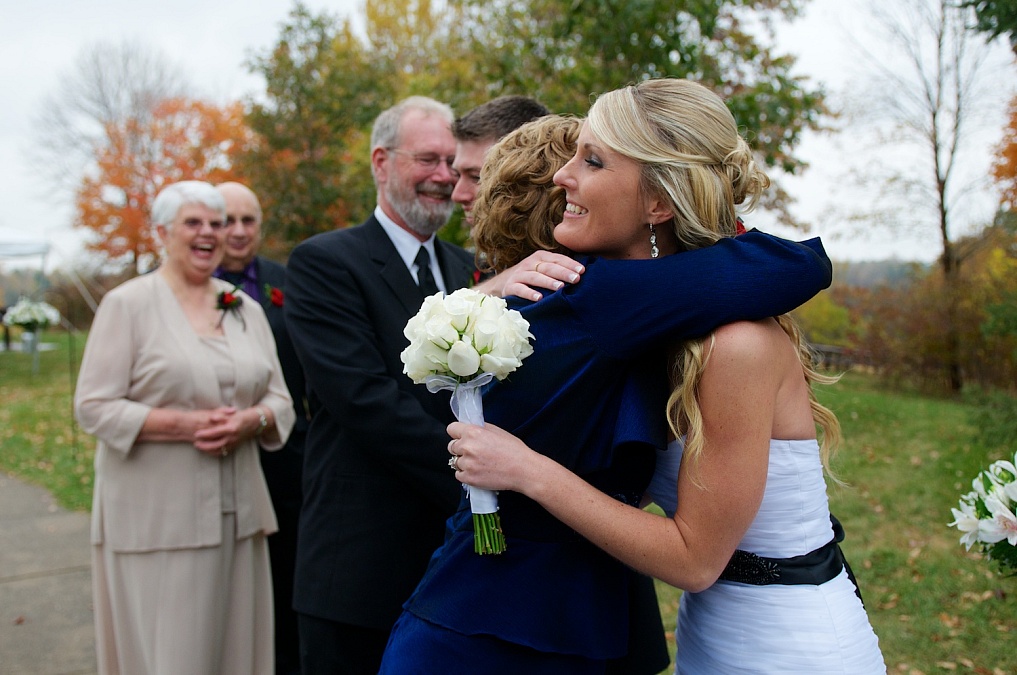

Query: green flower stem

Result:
[473,512,507,555]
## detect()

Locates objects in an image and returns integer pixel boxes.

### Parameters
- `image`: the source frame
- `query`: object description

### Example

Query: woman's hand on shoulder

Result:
[473,252,584,302]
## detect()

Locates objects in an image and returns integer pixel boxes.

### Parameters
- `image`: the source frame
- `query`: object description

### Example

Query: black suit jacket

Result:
[285,217,475,630]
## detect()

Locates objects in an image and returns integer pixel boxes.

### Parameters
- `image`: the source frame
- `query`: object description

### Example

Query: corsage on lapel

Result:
[216,285,246,330]
[263,283,284,307]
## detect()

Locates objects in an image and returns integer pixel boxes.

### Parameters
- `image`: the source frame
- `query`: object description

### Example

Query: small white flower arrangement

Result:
[949,449,1017,575]
[401,288,534,554]
[3,297,60,332]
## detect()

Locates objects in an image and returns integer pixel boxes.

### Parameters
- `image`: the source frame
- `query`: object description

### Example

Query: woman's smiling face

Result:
[551,122,657,260]
[159,203,226,279]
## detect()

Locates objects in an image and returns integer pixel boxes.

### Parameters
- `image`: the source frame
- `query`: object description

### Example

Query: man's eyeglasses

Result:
[387,148,457,173]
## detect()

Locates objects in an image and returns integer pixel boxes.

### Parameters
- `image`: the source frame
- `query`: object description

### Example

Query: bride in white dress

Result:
[648,432,883,673]
[445,78,885,673]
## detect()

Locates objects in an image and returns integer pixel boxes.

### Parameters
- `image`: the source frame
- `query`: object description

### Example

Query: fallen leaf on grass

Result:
[938,613,960,628]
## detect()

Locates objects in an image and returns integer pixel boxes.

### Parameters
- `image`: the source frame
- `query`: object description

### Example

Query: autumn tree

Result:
[74,98,254,273]
[843,219,1017,391]
[992,95,1017,209]
[31,41,190,195]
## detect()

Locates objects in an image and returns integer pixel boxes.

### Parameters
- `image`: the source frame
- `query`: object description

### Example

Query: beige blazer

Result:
[75,273,295,552]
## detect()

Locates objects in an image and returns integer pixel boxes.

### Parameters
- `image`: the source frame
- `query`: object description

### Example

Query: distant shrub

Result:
[966,387,1017,450]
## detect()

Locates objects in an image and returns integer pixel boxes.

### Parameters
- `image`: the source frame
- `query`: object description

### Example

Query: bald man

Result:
[215,182,308,675]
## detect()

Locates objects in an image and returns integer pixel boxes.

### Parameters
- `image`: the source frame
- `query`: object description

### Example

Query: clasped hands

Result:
[191,406,262,457]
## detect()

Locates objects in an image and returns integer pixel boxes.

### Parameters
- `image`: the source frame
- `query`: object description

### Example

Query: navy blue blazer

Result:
[286,216,476,630]
[404,232,833,659]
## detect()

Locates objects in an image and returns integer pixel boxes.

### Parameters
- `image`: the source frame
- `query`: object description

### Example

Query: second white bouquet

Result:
[949,449,1017,575]
[3,297,60,331]
[401,288,534,554]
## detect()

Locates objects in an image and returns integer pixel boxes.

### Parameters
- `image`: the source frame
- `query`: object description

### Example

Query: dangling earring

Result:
[649,223,659,258]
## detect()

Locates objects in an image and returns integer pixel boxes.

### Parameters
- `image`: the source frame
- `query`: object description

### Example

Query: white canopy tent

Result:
[1,240,98,313]
[0,240,50,267]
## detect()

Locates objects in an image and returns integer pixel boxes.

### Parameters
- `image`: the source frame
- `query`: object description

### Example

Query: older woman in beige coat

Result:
[75,180,295,674]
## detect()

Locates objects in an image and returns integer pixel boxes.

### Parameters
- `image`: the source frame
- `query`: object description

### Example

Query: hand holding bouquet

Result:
[401,288,533,554]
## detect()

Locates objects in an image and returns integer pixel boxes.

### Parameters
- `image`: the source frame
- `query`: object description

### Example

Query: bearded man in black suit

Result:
[284,96,475,674]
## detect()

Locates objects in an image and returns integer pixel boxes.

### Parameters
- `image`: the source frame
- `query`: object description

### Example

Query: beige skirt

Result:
[91,513,274,674]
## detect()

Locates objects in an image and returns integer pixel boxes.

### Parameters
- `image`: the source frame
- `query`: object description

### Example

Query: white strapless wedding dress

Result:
[647,439,886,674]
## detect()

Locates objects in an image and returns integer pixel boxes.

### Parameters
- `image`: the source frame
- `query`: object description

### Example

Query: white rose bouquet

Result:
[401,288,534,554]
[3,297,60,332]
[949,449,1017,575]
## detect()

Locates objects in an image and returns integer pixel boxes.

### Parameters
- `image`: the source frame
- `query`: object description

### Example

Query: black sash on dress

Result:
[718,515,864,604]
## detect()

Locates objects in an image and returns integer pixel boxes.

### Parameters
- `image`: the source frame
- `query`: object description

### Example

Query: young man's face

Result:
[451,138,496,228]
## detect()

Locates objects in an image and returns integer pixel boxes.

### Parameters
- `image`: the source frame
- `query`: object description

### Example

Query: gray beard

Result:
[385,182,453,237]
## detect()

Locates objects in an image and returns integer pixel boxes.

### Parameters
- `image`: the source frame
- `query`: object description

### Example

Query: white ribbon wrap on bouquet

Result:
[426,373,499,514]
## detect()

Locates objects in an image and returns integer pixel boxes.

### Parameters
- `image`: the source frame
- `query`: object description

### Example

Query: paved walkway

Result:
[0,473,96,674]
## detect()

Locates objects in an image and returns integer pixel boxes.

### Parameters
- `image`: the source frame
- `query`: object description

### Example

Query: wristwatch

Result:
[255,407,269,435]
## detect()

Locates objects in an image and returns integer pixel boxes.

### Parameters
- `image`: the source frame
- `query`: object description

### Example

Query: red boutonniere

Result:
[264,284,284,307]
[735,217,747,236]
[470,269,482,287]
[216,285,245,329]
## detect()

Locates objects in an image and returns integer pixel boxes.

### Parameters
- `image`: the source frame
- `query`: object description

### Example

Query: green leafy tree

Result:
[449,0,826,225]
[962,0,1017,54]
[240,4,393,256]
[792,291,852,346]
[247,0,827,250]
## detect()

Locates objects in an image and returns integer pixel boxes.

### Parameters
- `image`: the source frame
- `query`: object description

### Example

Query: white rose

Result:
[423,315,461,349]
[401,339,450,384]
[480,353,523,380]
[447,338,481,378]
[443,289,484,333]
[473,319,499,353]
[403,312,427,341]
[476,294,508,323]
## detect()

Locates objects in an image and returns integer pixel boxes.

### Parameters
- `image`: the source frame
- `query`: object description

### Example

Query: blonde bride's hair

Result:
[588,78,841,483]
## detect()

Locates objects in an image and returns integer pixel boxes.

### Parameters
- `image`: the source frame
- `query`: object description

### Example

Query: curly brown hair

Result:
[471,115,580,272]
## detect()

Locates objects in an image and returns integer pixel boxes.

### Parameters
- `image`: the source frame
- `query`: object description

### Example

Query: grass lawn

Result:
[1,330,94,511]
[2,333,1014,672]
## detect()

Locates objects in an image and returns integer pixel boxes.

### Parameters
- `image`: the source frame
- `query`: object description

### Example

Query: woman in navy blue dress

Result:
[380,79,833,673]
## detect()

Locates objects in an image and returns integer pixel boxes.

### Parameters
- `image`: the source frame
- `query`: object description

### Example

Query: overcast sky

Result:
[1,0,1013,272]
